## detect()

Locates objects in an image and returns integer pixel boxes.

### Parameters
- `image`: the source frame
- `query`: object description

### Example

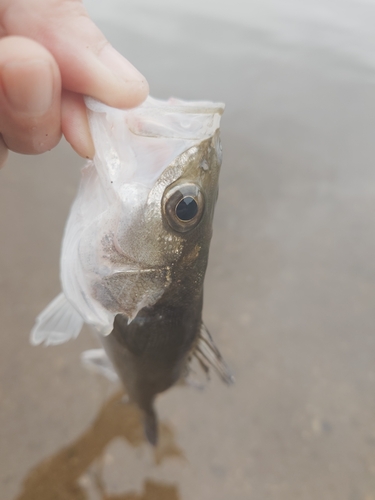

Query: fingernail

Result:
[98,44,148,87]
[2,60,54,114]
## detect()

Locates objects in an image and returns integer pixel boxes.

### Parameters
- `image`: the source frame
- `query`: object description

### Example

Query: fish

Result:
[30,96,233,445]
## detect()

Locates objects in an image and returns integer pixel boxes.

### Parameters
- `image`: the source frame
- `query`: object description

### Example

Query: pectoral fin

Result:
[30,293,84,346]
[81,349,119,382]
[193,324,235,385]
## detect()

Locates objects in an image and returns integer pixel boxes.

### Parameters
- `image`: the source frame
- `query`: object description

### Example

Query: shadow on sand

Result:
[14,391,184,500]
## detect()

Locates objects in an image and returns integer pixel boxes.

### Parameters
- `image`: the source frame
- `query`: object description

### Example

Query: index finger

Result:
[2,0,149,109]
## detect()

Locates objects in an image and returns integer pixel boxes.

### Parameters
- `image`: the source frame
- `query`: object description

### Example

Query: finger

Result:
[0,36,62,154]
[61,90,94,159]
[3,0,149,109]
[0,135,9,168]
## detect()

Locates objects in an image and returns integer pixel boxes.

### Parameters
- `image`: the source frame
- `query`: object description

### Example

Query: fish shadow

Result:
[14,391,183,500]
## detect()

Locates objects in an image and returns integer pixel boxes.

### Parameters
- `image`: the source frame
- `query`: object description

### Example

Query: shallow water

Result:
[1,0,375,498]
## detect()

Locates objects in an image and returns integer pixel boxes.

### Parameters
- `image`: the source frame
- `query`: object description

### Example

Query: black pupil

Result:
[176,196,198,221]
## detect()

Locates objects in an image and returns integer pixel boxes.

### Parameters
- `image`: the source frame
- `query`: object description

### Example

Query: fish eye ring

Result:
[163,183,204,233]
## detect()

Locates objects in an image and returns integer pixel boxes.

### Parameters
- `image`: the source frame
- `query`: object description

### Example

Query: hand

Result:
[0,0,149,167]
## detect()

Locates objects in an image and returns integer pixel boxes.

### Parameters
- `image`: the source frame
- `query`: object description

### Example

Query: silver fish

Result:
[31,96,233,445]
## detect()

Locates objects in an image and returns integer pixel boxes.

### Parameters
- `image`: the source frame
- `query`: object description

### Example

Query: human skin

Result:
[0,0,149,167]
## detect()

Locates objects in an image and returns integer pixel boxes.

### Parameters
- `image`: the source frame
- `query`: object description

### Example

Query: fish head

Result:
[80,97,224,323]
[99,130,222,320]
[116,129,222,269]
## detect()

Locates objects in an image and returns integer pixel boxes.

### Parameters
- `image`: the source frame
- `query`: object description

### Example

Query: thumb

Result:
[2,0,149,109]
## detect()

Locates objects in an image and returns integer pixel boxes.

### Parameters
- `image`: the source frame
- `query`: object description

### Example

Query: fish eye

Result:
[163,183,204,233]
[176,196,198,221]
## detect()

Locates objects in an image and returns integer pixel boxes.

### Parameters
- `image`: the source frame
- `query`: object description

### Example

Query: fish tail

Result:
[143,407,158,446]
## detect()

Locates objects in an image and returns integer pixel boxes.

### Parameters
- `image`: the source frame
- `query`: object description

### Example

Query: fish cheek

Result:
[130,202,185,267]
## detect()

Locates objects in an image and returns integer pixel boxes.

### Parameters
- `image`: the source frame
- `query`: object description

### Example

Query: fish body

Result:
[31,96,233,444]
[102,299,202,445]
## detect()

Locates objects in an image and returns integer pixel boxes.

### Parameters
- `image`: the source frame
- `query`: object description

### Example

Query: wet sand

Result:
[1,1,375,498]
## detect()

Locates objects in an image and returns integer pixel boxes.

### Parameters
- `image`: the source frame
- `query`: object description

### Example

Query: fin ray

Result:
[193,324,235,385]
[81,349,119,382]
[30,293,84,346]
